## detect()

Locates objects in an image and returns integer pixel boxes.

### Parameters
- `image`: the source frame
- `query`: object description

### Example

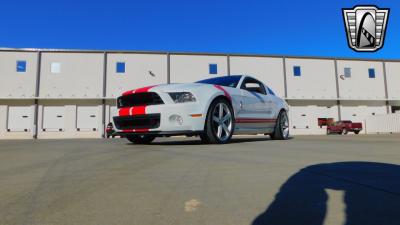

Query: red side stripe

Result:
[134,129,148,133]
[214,85,232,101]
[236,118,277,123]
[121,129,149,133]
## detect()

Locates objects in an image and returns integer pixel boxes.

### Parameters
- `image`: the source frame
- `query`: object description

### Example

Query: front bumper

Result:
[113,102,206,134]
[115,130,204,137]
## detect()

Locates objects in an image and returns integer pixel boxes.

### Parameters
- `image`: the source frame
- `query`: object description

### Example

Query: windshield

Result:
[196,75,242,88]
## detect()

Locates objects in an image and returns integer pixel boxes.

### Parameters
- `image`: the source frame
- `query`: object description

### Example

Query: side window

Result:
[241,78,266,95]
[266,86,276,95]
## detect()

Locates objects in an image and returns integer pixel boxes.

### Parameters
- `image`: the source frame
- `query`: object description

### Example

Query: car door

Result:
[236,77,274,132]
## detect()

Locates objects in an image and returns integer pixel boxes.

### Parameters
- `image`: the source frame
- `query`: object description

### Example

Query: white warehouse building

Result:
[0,48,399,139]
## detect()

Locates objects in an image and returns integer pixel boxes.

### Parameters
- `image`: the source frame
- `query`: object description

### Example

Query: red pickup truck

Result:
[327,120,363,135]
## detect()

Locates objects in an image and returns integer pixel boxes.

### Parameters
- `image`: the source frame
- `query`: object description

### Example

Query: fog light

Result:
[169,115,183,125]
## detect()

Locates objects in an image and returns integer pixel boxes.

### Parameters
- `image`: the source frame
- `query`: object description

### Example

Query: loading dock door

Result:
[289,106,310,129]
[7,106,32,132]
[43,106,65,131]
[77,106,99,131]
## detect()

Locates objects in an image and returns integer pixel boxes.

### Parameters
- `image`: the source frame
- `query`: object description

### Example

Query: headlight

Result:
[168,92,196,103]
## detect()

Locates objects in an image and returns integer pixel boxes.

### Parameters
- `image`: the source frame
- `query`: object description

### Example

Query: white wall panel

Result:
[40,53,103,98]
[337,60,385,100]
[170,55,227,83]
[230,56,285,97]
[0,52,37,98]
[365,114,400,134]
[106,53,167,97]
[289,101,339,135]
[285,58,337,99]
[340,101,387,133]
[385,62,400,100]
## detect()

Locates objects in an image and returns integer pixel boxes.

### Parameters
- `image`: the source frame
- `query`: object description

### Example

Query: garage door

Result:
[43,106,65,131]
[7,106,32,132]
[77,106,99,131]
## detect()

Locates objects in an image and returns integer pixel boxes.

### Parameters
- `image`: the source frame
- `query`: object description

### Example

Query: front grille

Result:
[113,114,161,130]
[117,92,163,108]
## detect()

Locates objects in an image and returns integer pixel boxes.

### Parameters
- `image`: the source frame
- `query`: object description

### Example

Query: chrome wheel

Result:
[280,112,289,138]
[212,103,233,142]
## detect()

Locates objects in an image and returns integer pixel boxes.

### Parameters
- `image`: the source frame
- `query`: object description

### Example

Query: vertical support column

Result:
[167,53,171,84]
[101,52,107,138]
[333,58,342,120]
[382,60,390,114]
[282,57,288,98]
[227,54,231,76]
[33,51,42,139]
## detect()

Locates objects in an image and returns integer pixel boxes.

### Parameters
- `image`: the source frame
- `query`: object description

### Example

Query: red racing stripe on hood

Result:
[119,108,130,116]
[119,85,157,117]
[119,106,147,116]
[214,85,232,101]
[131,106,146,115]
[122,85,157,96]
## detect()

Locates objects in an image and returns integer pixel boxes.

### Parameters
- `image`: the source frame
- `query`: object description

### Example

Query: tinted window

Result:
[196,75,241,88]
[241,78,266,95]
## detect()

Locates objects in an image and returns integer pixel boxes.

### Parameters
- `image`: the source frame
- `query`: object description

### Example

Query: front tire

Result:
[126,134,156,144]
[200,98,234,144]
[271,110,289,140]
[342,129,348,135]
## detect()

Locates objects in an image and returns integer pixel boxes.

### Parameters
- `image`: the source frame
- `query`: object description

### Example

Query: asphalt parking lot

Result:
[0,134,400,225]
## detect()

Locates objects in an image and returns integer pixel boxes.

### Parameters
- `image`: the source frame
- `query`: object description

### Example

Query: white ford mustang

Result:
[113,75,289,144]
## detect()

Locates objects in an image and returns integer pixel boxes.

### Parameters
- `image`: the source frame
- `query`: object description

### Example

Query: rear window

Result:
[196,75,241,88]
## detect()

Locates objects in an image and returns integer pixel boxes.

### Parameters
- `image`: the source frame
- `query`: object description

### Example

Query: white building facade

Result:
[0,48,399,139]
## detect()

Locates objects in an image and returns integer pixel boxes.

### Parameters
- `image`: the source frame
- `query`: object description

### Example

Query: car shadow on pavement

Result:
[252,162,400,225]
[147,136,294,145]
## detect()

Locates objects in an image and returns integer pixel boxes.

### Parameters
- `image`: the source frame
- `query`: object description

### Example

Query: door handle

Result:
[57,115,63,118]
[90,115,96,118]
[22,116,28,118]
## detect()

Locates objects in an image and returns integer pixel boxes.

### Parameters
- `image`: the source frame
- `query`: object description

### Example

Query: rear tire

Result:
[271,110,289,140]
[200,98,234,144]
[326,129,331,135]
[354,130,360,134]
[342,129,348,135]
[126,134,156,144]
